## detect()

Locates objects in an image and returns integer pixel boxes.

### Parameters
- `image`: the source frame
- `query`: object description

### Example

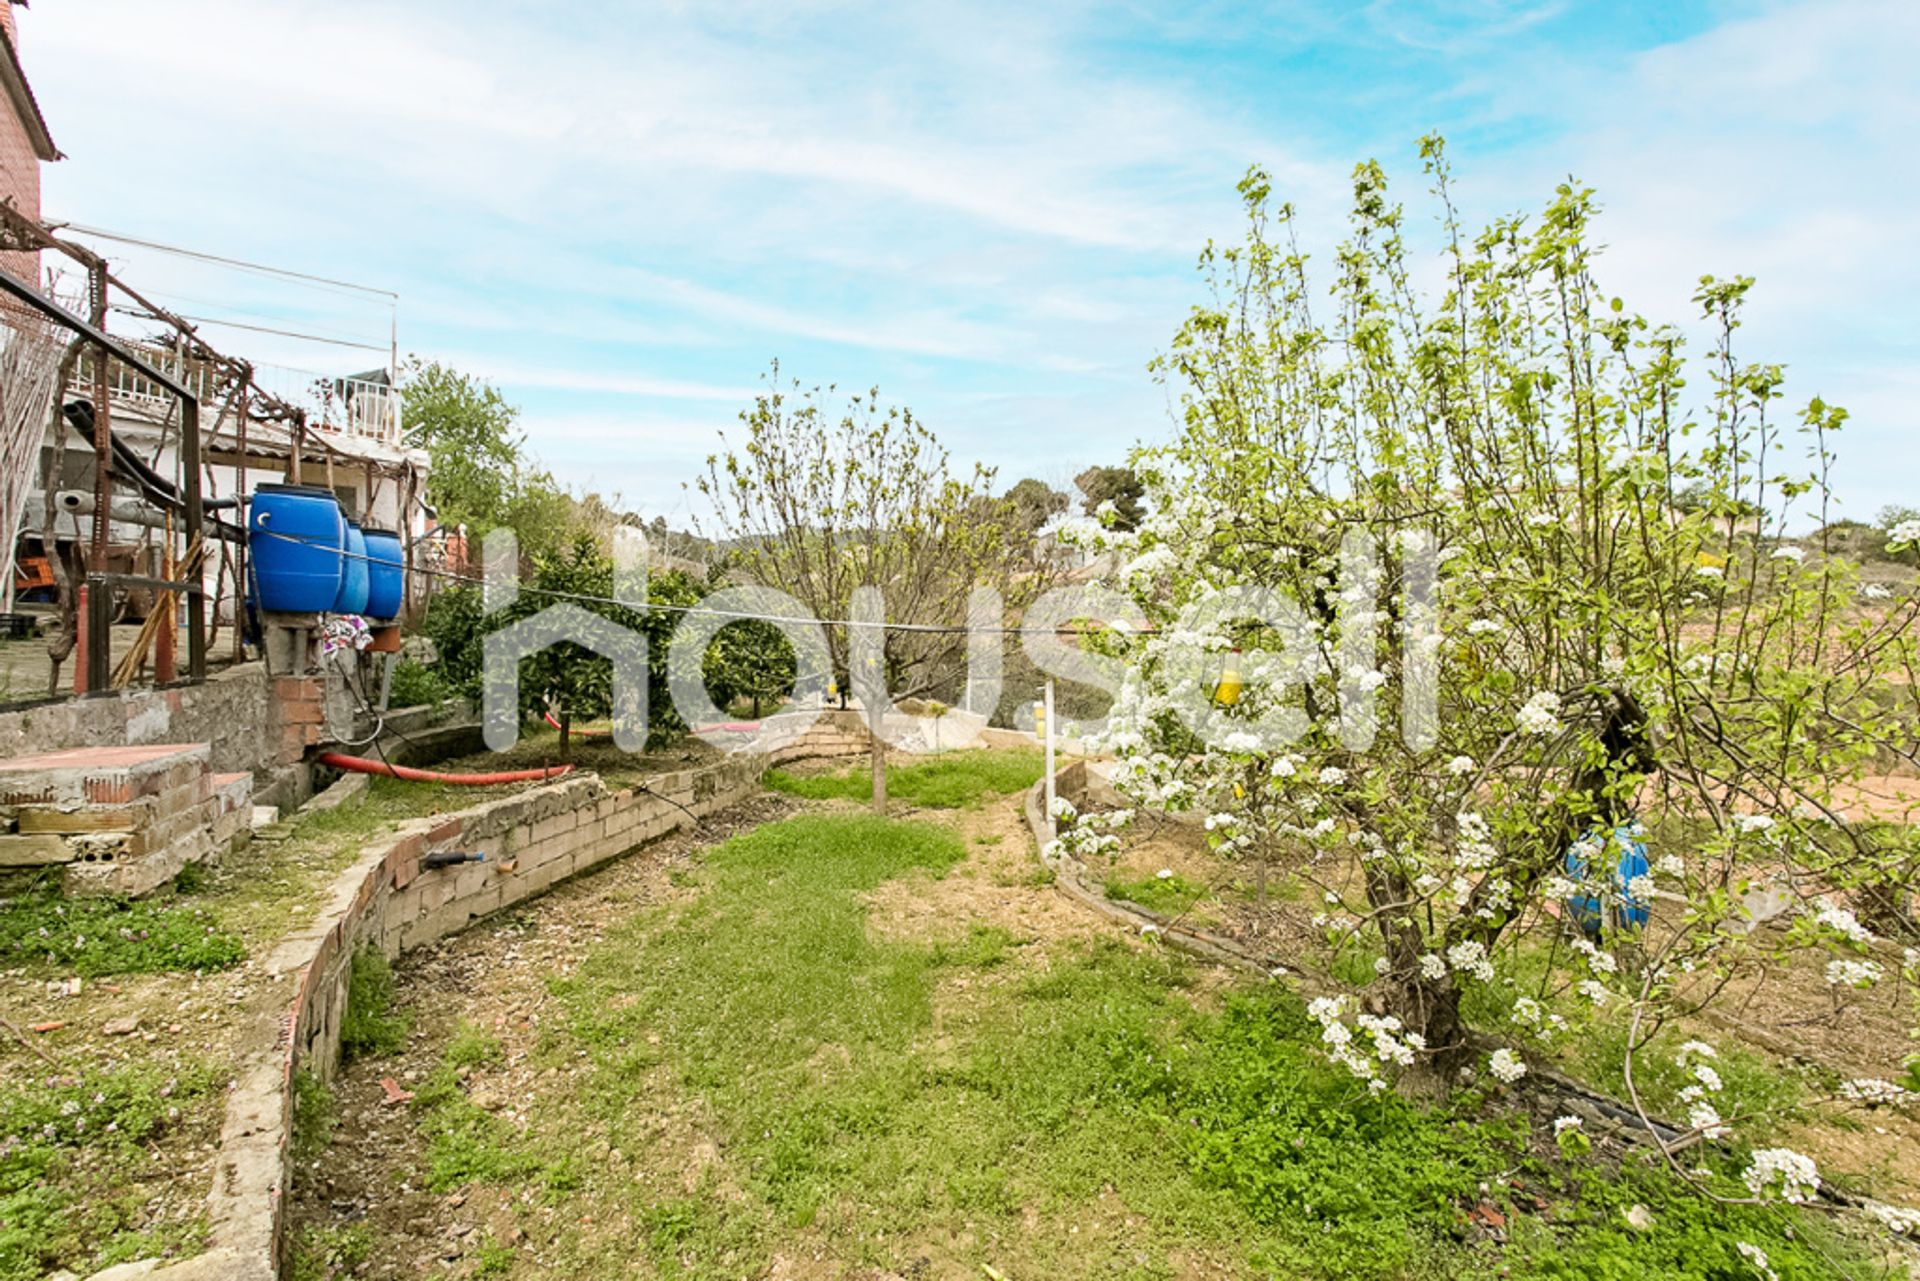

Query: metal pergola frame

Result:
[0,268,207,686]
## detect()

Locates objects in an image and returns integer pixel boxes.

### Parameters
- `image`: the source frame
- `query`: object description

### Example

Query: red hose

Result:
[542,711,611,738]
[318,752,574,785]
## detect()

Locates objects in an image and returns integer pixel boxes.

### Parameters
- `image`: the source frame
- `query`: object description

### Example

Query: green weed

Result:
[0,891,243,976]
[287,1223,373,1281]
[340,946,409,1062]
[0,1062,220,1281]
[290,1070,335,1167]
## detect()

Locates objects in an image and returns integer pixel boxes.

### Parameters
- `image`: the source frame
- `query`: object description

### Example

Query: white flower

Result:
[1049,797,1077,820]
[1419,953,1447,981]
[1269,755,1298,779]
[1743,1148,1819,1203]
[1488,1048,1526,1084]
[1446,940,1495,982]
[1735,813,1775,834]
[1511,996,1543,1027]
[1826,958,1883,988]
[1696,564,1724,578]
[1770,545,1805,563]
[1890,519,1920,546]
[1861,583,1892,601]
[1657,854,1685,877]
[1220,731,1261,754]
[1466,618,1504,636]
[1516,690,1562,736]
[1688,1099,1729,1138]
[1317,766,1348,786]
[1737,1242,1779,1281]
[1156,867,1174,880]
[1575,979,1609,1006]
[1446,755,1475,776]
[1677,1040,1717,1063]
[1553,1115,1583,1136]
[1863,1200,1920,1235]
[1812,900,1874,945]
[1838,1078,1916,1106]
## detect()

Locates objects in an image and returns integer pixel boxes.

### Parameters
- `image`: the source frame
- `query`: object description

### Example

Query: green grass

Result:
[1104,869,1211,916]
[0,1062,220,1281]
[289,1070,335,1169]
[409,1052,578,1195]
[0,890,244,977]
[521,812,1871,1280]
[339,946,410,1062]
[765,747,1044,808]
[287,1223,374,1281]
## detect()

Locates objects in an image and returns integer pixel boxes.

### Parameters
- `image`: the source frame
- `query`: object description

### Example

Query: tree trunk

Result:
[868,702,887,815]
[558,708,572,761]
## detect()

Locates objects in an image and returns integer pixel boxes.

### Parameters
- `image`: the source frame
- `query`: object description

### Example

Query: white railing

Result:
[74,344,402,448]
[314,375,401,446]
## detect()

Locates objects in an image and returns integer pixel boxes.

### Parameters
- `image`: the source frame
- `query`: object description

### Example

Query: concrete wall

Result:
[0,665,277,776]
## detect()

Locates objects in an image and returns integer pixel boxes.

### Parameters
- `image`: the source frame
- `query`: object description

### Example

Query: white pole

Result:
[1044,680,1057,842]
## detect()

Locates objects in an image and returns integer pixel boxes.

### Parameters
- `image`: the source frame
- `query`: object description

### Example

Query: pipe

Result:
[317,752,574,785]
[55,490,244,540]
[541,710,611,738]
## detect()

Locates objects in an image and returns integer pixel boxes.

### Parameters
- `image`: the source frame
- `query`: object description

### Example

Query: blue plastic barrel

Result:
[333,521,371,615]
[361,527,404,619]
[1565,822,1651,938]
[247,483,345,614]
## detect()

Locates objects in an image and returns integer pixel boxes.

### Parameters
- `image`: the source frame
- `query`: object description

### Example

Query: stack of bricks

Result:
[0,744,251,895]
[274,675,326,765]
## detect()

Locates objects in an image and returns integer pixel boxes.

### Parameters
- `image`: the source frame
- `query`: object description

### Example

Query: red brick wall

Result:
[0,5,44,287]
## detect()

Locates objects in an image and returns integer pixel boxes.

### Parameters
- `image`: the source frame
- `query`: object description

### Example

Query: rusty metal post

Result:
[234,384,248,661]
[84,264,112,691]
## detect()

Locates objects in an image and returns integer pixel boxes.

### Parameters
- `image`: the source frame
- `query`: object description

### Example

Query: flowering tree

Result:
[1058,142,1919,1197]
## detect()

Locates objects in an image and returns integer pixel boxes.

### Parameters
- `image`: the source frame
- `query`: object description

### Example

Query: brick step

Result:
[0,743,255,896]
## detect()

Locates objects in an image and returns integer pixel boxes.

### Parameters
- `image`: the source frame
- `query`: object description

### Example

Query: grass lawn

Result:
[765,746,1045,808]
[300,788,1883,1280]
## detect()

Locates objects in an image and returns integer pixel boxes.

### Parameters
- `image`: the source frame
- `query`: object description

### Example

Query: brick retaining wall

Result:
[93,712,874,1281]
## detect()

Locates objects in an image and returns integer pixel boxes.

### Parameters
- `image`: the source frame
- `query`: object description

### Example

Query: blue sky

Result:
[17,0,1919,526]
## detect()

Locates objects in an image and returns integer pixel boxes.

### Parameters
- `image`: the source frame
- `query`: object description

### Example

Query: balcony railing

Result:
[75,343,402,448]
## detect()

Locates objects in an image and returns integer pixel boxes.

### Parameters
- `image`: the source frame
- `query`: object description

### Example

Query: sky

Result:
[15,0,1919,527]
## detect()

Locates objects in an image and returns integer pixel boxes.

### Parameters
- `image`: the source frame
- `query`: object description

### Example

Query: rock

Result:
[101,1015,140,1036]
[79,1260,160,1280]
[1624,1203,1656,1232]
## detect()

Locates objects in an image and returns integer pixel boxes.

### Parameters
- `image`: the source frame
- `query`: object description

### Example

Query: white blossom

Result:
[1736,1242,1779,1281]
[1488,1048,1526,1084]
[1743,1148,1819,1203]
[1826,958,1883,988]
[1516,690,1563,736]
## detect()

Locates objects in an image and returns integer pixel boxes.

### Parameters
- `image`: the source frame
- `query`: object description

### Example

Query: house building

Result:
[0,1,433,636]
